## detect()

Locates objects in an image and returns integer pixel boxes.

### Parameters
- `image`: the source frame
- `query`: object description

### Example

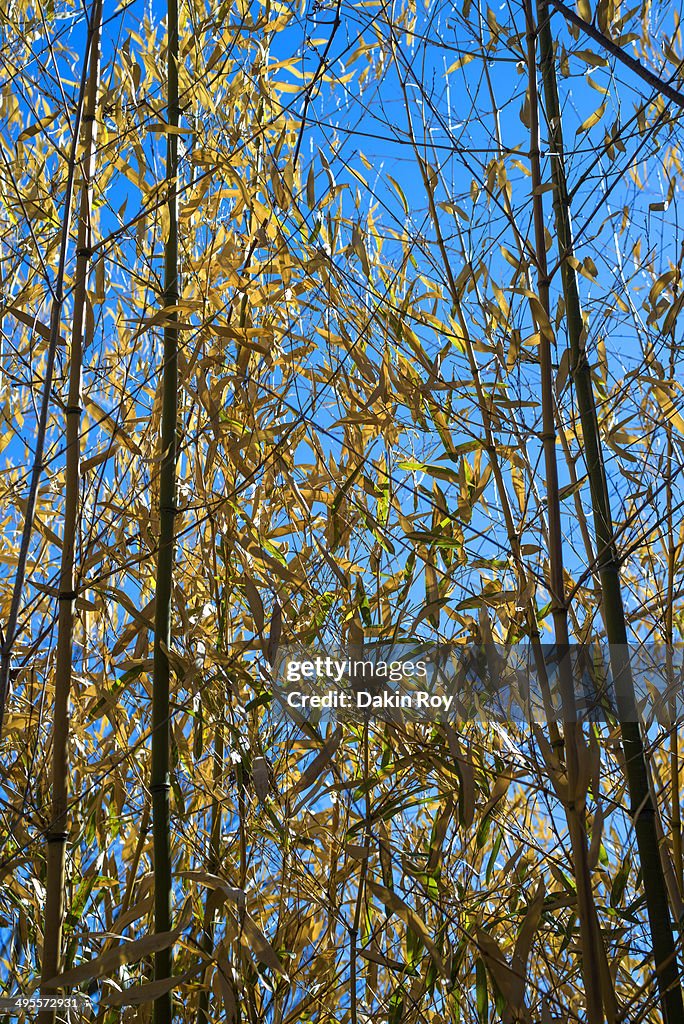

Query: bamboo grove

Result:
[0,0,684,1021]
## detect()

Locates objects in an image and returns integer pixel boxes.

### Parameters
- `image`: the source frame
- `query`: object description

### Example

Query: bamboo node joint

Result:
[630,804,655,819]
[46,832,68,843]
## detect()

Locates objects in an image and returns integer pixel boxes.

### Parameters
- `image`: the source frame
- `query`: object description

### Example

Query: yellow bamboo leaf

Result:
[368,882,447,976]
[43,926,183,987]
[446,54,475,71]
[576,101,607,134]
[652,382,684,434]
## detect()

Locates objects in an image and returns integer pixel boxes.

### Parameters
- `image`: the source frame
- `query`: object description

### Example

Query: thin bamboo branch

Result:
[556,413,603,622]
[524,2,609,1018]
[0,1,100,743]
[537,6,684,1019]
[121,801,152,920]
[398,76,562,746]
[38,4,103,1019]
[92,801,151,1024]
[196,717,224,1024]
[151,0,180,1018]
[648,757,684,924]
[547,0,684,109]
[666,344,683,894]
[197,577,226,1024]
[350,720,371,1024]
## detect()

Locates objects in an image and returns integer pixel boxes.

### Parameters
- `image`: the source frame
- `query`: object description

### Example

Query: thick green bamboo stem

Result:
[524,4,607,1018]
[39,5,103,1019]
[152,0,180,1019]
[537,6,684,1019]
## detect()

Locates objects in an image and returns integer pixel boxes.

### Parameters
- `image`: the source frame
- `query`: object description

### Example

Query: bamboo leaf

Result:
[576,102,607,134]
[368,882,446,976]
[43,927,183,987]
[102,973,191,1007]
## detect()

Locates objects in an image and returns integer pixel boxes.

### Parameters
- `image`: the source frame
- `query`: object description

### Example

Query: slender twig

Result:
[38,5,104,1017]
[548,0,684,109]
[397,68,564,742]
[196,551,227,1024]
[666,341,683,895]
[0,0,101,742]
[292,0,342,168]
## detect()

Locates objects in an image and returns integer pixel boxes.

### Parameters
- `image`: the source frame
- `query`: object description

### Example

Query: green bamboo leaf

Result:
[476,958,488,1023]
[610,856,631,908]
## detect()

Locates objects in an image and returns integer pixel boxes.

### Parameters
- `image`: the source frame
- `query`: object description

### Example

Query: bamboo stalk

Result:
[650,759,684,923]
[197,583,226,1024]
[408,82,613,1018]
[120,801,152,923]
[547,0,684,109]
[0,1,100,743]
[537,5,684,1018]
[91,805,151,1024]
[151,0,180,1018]
[666,344,683,894]
[38,4,103,1019]
[523,3,608,1018]
[196,718,224,1024]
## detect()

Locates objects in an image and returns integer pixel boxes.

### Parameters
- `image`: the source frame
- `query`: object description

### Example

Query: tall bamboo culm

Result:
[523,2,611,1018]
[537,4,684,1020]
[0,4,98,741]
[39,4,103,1018]
[152,0,180,1016]
[666,345,682,894]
